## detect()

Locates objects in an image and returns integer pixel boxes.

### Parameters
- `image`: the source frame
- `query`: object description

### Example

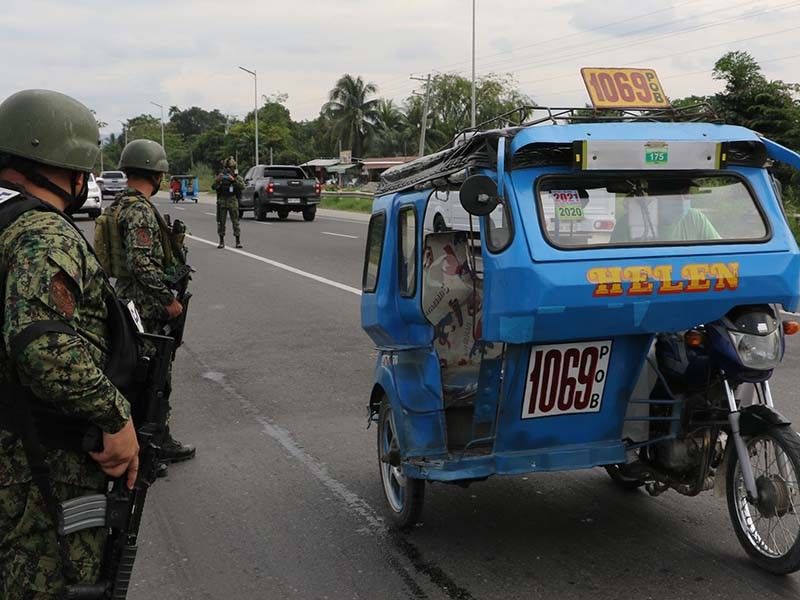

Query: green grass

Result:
[320,194,373,213]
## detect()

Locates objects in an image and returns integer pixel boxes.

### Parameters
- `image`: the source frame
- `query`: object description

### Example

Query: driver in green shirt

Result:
[613,179,720,242]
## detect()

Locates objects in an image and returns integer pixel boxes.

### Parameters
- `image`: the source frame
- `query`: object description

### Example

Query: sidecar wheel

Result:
[604,465,645,490]
[727,426,800,575]
[378,399,425,530]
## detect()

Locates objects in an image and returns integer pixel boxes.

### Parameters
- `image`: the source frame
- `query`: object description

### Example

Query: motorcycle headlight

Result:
[729,329,782,370]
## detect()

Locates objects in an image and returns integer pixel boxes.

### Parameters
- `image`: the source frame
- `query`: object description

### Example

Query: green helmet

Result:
[119,139,169,173]
[0,89,100,172]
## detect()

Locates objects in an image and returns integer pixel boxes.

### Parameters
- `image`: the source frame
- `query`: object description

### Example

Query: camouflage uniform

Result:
[112,139,195,464]
[113,188,174,334]
[212,164,244,243]
[0,202,130,598]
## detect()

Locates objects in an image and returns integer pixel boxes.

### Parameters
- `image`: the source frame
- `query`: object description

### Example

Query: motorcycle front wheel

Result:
[726,425,800,574]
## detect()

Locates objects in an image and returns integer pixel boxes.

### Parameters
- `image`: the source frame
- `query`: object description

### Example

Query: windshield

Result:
[101,171,125,179]
[263,168,306,179]
[536,174,768,248]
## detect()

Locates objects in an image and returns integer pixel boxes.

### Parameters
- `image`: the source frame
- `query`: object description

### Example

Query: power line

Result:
[378,0,707,89]
[529,51,800,101]
[515,23,800,88]
[371,0,798,109]
[466,0,800,80]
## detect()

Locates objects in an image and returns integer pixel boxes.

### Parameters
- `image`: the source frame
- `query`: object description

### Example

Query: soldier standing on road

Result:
[0,89,139,597]
[110,139,196,467]
[212,156,244,249]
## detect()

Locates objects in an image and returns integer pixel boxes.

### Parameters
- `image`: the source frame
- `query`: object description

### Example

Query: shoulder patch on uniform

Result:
[49,271,76,318]
[134,227,152,248]
[0,186,20,204]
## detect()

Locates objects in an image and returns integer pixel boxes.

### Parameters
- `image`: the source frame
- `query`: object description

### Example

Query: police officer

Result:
[212,156,244,248]
[0,90,139,597]
[112,139,196,465]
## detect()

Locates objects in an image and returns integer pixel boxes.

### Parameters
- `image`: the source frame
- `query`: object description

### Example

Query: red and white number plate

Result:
[522,340,612,419]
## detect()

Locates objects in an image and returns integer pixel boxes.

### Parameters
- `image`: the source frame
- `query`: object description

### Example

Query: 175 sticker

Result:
[522,341,612,419]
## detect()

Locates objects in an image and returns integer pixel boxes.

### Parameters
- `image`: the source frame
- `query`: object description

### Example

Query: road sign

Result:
[581,68,670,109]
[339,150,352,165]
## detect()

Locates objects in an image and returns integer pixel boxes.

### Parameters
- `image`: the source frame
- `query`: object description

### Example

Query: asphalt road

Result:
[74,193,800,600]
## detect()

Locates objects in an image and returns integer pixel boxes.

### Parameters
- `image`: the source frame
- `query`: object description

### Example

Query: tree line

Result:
[99,51,799,198]
[100,72,531,177]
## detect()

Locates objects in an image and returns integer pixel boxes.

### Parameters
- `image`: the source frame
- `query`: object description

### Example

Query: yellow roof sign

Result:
[581,68,671,110]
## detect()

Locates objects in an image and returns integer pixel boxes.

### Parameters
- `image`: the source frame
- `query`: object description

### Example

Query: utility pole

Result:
[411,74,432,157]
[150,101,165,152]
[238,66,259,165]
[471,0,477,128]
[118,120,128,146]
[270,147,273,165]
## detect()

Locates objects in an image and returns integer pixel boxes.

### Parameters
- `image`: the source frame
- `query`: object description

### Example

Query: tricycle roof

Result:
[509,121,760,152]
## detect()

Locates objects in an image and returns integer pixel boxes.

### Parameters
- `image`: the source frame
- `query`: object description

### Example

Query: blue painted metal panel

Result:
[362,192,433,348]
[481,165,800,343]
[764,137,800,170]
[361,120,800,483]
[509,122,760,154]
[494,337,651,453]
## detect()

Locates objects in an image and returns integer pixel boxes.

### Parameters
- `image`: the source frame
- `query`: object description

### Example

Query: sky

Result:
[1,0,798,137]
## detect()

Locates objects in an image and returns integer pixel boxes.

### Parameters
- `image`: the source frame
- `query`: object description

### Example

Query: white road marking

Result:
[321,231,358,239]
[187,234,361,296]
[204,212,216,216]
[199,367,384,534]
[174,206,186,210]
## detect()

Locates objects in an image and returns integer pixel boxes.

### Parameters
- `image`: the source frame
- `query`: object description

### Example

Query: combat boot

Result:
[160,429,196,463]
[217,236,224,249]
[235,235,242,249]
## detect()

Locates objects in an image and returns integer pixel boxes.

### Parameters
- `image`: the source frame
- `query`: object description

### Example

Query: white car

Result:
[74,173,102,219]
[425,189,504,232]
[426,187,616,244]
[96,170,128,200]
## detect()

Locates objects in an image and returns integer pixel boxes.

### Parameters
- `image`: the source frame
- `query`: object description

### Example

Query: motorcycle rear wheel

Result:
[726,425,800,575]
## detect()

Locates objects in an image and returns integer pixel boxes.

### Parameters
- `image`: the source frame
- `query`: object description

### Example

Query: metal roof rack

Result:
[446,103,720,144]
[378,103,721,196]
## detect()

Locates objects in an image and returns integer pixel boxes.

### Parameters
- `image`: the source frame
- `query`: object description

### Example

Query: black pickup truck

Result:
[239,165,321,221]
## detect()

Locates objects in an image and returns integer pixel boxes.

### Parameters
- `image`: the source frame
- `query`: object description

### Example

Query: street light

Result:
[471,0,476,128]
[150,101,165,153]
[238,66,259,165]
[118,120,128,146]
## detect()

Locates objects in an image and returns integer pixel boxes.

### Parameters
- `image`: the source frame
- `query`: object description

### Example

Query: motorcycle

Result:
[361,95,800,573]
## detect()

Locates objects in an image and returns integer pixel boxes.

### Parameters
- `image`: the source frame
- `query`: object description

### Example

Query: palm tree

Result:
[323,74,379,158]
[371,99,412,156]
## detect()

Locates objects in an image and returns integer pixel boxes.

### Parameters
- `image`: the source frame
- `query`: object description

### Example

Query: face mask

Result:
[151,174,163,197]
[64,176,89,214]
[658,195,690,225]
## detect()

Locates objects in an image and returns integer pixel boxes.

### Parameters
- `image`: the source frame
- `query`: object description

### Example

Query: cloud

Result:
[0,0,797,135]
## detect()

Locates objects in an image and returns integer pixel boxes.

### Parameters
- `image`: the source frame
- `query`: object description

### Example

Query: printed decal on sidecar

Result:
[522,340,612,419]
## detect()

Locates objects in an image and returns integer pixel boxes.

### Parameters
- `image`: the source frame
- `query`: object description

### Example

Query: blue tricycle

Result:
[170,175,199,203]
[361,101,800,574]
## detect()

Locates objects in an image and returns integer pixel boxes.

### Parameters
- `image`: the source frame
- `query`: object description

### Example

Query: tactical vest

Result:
[95,192,175,278]
[0,184,142,451]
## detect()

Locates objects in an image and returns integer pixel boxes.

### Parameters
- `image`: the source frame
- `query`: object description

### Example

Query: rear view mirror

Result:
[459,174,500,216]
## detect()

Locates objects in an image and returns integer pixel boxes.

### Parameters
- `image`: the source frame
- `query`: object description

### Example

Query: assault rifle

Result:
[162,216,193,358]
[60,333,175,600]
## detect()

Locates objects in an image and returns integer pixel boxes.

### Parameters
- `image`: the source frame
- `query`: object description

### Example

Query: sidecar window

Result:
[536,174,768,249]
[398,206,417,297]
[362,211,386,293]
[485,199,513,253]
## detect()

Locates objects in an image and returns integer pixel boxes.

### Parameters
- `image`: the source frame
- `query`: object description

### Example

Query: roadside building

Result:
[361,156,416,182]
